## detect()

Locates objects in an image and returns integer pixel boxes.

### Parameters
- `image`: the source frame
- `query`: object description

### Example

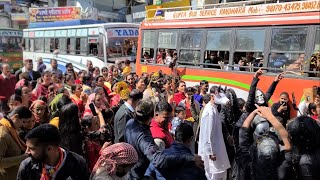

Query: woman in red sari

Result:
[32,70,52,99]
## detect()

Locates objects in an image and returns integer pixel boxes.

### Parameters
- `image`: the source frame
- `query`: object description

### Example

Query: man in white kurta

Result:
[198,95,230,180]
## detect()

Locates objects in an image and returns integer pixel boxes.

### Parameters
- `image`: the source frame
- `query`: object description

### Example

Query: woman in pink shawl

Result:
[84,93,107,117]
[32,70,52,99]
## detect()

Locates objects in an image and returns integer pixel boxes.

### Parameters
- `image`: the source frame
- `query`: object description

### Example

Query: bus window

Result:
[141,30,156,64]
[49,38,55,52]
[29,39,34,52]
[181,30,201,49]
[89,43,98,56]
[80,38,87,55]
[269,27,307,72]
[234,29,265,71]
[141,48,154,64]
[76,38,80,54]
[76,38,87,55]
[156,49,176,65]
[157,31,177,65]
[180,30,201,66]
[179,49,200,66]
[158,31,177,49]
[44,38,50,53]
[54,38,59,52]
[205,30,231,69]
[204,51,229,69]
[59,38,66,54]
[67,38,75,55]
[314,28,320,52]
[25,38,29,52]
[35,39,44,52]
[88,37,98,56]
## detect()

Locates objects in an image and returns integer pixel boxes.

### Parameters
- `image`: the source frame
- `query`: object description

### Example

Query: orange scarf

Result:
[40,148,64,180]
[0,118,26,151]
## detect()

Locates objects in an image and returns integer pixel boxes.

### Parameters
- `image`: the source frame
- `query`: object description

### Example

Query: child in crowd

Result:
[170,105,192,135]
[122,59,131,76]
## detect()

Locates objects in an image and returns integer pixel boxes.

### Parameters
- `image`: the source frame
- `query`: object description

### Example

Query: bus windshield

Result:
[0,30,23,70]
[106,28,138,61]
[0,36,22,52]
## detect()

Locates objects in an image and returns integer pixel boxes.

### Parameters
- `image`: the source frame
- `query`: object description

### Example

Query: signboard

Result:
[0,30,23,37]
[29,6,81,22]
[107,28,139,37]
[11,13,28,21]
[146,0,190,19]
[132,4,146,23]
[165,0,320,20]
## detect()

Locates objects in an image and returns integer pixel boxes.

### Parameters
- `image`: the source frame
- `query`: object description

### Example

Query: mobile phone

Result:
[89,103,98,116]
[281,101,287,106]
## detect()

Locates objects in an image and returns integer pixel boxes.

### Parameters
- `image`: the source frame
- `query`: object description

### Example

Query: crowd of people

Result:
[0,57,319,180]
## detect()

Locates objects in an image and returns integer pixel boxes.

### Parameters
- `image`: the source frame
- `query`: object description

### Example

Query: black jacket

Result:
[145,142,207,180]
[236,127,293,180]
[271,102,291,126]
[114,103,135,143]
[125,119,195,180]
[17,150,90,180]
[246,77,279,113]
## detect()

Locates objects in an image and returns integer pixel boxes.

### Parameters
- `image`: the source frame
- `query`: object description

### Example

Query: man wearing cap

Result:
[15,59,41,89]
[0,63,16,111]
[36,57,46,74]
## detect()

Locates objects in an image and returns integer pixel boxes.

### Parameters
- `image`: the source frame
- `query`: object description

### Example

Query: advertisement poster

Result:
[29,6,81,22]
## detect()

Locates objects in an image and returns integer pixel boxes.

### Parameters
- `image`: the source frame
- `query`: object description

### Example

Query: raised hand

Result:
[274,72,284,82]
[254,68,263,78]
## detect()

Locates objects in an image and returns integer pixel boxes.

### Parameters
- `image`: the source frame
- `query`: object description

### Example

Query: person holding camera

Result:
[271,92,291,126]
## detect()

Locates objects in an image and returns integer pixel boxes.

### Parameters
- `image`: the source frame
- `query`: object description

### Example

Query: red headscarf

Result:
[29,100,48,123]
[92,143,138,175]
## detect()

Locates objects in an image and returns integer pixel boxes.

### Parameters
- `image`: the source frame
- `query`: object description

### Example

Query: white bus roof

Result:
[23,23,140,32]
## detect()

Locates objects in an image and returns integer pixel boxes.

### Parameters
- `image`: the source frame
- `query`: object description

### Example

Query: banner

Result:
[0,30,23,37]
[29,6,81,22]
[107,28,139,37]
[165,0,320,20]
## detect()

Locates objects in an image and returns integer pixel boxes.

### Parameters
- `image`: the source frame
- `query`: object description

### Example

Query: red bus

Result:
[136,0,320,111]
